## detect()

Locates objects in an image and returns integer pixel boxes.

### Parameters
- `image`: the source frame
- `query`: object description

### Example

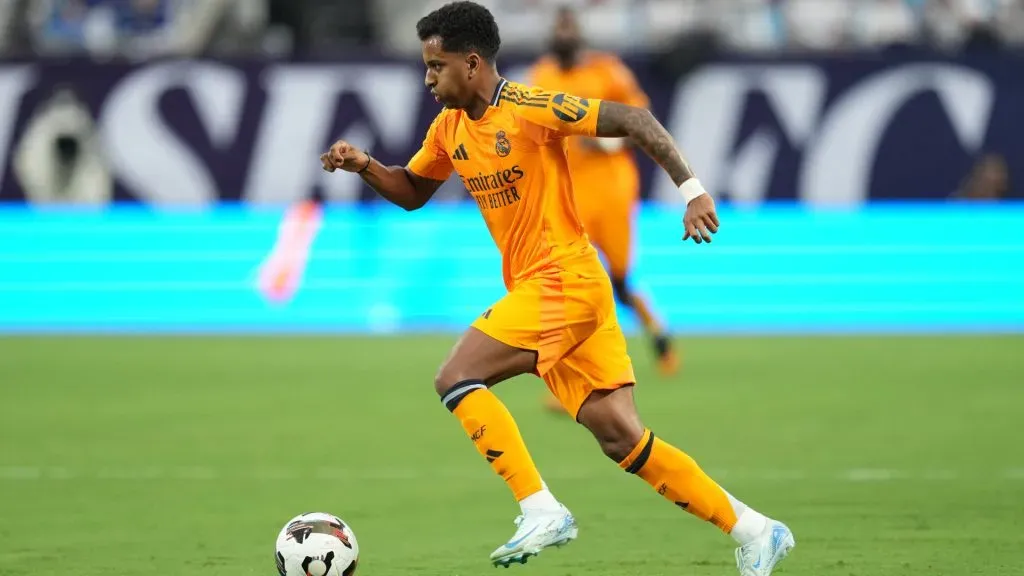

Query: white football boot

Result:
[735,519,796,576]
[489,504,578,567]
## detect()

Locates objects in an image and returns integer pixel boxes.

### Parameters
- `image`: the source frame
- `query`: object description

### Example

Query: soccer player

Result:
[320,3,795,575]
[527,7,679,385]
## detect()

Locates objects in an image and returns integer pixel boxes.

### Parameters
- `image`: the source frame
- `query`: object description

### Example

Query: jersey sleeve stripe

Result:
[499,91,551,105]
[500,84,552,101]
[499,96,548,108]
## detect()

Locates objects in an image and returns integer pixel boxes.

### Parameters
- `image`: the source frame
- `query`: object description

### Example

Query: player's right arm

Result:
[321,142,444,211]
[321,113,453,211]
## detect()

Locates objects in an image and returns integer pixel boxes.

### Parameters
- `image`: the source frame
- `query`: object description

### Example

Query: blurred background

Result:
[0,0,1021,333]
[1,3,1023,575]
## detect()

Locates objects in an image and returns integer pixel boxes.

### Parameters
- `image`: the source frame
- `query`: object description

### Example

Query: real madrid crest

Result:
[495,130,511,157]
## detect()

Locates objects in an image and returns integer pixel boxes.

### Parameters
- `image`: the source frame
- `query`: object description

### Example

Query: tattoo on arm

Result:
[595,101,694,186]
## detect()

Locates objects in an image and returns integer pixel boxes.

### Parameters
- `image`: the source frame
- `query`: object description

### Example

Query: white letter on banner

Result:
[244,65,422,204]
[99,61,247,204]
[0,66,38,189]
[800,64,995,206]
[653,65,827,206]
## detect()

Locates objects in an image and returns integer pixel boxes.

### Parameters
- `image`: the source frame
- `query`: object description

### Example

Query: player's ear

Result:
[466,53,480,78]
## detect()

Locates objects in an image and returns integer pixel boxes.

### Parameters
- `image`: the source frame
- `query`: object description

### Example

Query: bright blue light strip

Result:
[0,203,1021,334]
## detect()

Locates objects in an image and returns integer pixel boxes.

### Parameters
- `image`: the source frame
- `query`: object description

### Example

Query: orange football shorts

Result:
[471,258,636,418]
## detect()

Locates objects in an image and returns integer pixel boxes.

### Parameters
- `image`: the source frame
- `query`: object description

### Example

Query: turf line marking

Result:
[2,466,1022,482]
[1004,468,1024,480]
[842,468,905,481]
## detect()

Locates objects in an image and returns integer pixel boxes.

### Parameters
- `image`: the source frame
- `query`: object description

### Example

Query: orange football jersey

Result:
[407,79,605,289]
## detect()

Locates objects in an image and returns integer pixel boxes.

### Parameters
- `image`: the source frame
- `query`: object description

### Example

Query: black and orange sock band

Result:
[441,379,487,412]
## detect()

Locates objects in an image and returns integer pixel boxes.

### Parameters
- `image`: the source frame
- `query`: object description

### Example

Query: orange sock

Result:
[619,429,740,533]
[444,380,544,501]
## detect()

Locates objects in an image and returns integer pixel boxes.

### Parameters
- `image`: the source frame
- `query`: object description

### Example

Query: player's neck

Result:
[466,71,503,121]
[556,52,580,70]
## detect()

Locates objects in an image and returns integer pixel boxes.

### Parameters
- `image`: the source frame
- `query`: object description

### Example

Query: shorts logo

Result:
[495,131,511,157]
[481,308,492,319]
[551,93,589,123]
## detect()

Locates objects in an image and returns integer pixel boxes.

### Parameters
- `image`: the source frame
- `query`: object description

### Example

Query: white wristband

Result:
[679,178,708,204]
[593,137,626,152]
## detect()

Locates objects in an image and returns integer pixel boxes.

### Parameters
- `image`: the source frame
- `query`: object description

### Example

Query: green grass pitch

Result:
[1,335,1022,575]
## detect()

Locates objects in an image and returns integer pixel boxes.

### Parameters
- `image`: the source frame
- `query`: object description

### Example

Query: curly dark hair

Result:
[416,1,501,61]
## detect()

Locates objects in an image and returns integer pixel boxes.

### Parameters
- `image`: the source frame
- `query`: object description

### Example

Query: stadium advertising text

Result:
[0,55,1019,205]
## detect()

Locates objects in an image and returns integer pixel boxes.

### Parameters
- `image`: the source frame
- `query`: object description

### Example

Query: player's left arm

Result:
[595,101,717,243]
[517,86,716,243]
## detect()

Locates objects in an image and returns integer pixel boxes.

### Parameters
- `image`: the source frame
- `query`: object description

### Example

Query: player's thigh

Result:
[543,319,636,420]
[435,327,537,395]
[438,280,553,394]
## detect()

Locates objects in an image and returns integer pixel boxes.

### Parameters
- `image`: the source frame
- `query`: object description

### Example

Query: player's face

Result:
[422,36,475,109]
[550,10,581,61]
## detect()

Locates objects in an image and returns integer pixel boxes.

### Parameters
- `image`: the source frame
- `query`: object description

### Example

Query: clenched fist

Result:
[321,140,371,173]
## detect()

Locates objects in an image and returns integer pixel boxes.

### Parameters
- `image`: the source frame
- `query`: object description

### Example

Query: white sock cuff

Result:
[519,488,561,513]
[731,508,768,545]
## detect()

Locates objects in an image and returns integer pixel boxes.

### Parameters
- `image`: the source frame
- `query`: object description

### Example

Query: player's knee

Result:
[597,432,644,463]
[578,387,646,462]
[434,357,484,398]
[611,276,631,305]
[434,363,459,397]
[585,414,638,459]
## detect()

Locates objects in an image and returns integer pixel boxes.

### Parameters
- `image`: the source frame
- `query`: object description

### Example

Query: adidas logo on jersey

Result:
[452,143,470,160]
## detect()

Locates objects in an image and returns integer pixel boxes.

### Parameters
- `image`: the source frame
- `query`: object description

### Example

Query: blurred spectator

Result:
[922,0,1024,50]
[2,0,1022,57]
[850,0,920,49]
[265,0,309,54]
[782,0,855,50]
[297,0,375,52]
[14,0,268,58]
[995,0,1024,44]
[371,0,1023,55]
[0,0,29,54]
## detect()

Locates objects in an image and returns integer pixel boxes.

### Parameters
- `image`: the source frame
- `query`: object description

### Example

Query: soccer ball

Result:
[275,512,359,576]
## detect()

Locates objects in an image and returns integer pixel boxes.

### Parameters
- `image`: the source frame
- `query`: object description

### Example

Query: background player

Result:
[321,3,794,575]
[527,7,679,384]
